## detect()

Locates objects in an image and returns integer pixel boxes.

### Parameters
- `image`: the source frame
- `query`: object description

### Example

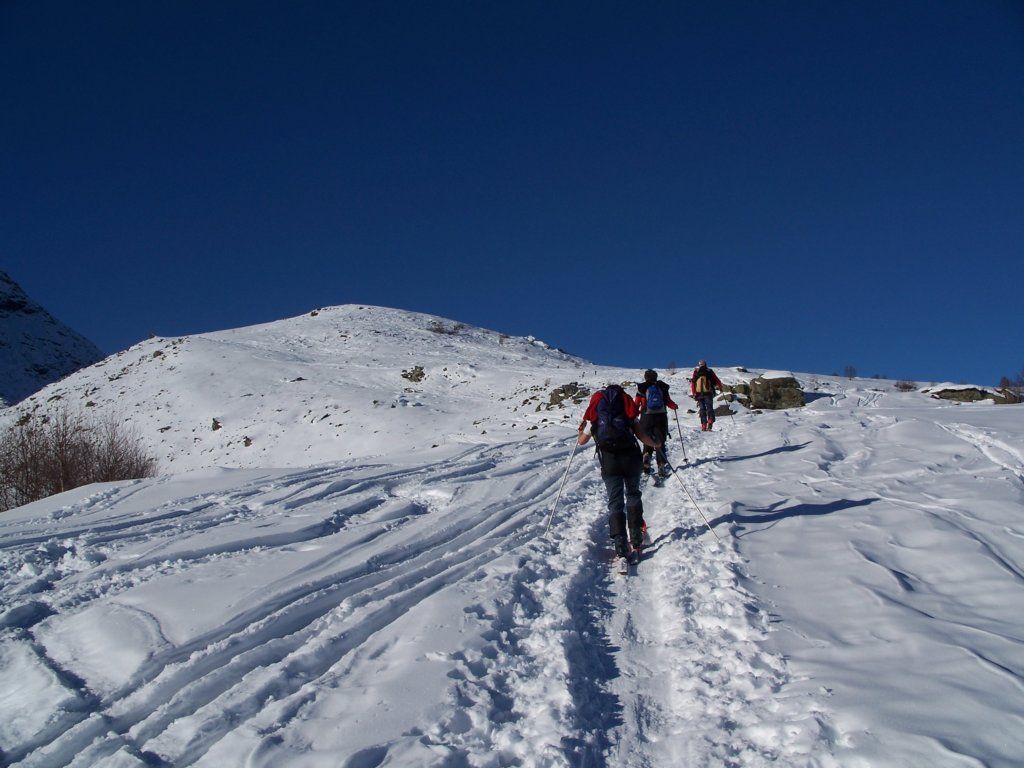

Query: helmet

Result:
[697,359,707,367]
[644,369,657,383]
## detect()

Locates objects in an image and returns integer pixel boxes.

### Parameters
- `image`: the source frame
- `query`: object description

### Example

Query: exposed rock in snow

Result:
[921,383,1018,404]
[748,375,805,409]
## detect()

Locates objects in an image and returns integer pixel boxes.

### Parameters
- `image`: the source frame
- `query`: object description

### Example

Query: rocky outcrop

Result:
[928,388,1020,405]
[0,271,103,406]
[720,383,752,409]
[747,376,805,410]
[548,382,590,407]
[401,365,426,383]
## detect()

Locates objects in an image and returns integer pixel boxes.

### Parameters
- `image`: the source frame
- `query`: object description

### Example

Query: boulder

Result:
[929,387,1019,405]
[720,384,751,409]
[401,365,426,383]
[548,382,590,407]
[748,376,805,410]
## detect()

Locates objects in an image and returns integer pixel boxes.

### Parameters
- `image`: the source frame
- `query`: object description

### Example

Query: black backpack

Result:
[595,385,635,453]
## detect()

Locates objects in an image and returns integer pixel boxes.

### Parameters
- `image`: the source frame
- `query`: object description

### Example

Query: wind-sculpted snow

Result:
[714,389,1024,767]
[0,421,839,767]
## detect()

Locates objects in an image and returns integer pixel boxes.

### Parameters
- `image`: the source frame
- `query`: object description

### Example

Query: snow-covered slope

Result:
[3,305,592,472]
[0,272,103,407]
[0,416,839,768]
[1,310,1022,767]
[714,389,1024,767]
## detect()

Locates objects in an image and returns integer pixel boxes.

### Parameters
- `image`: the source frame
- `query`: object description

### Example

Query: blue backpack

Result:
[595,386,635,453]
[645,382,665,411]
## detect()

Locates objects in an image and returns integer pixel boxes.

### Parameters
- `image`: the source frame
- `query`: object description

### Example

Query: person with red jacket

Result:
[690,360,724,431]
[577,384,658,569]
[635,369,678,478]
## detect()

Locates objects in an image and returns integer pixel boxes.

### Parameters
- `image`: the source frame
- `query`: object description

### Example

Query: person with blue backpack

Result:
[577,383,659,573]
[636,369,678,481]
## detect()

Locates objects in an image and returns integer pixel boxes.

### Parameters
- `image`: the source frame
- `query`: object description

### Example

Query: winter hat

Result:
[644,369,658,383]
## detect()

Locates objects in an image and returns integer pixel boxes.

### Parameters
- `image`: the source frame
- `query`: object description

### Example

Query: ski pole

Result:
[673,410,689,464]
[665,462,721,541]
[544,438,581,537]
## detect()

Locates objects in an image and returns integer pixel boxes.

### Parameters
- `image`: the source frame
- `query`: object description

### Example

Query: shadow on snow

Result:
[671,442,812,470]
[560,524,626,766]
[709,497,879,537]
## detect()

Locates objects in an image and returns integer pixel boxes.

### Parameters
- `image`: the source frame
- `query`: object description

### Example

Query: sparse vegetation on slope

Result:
[0,407,157,512]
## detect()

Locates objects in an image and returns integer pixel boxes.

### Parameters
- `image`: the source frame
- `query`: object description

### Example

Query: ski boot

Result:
[614,535,630,575]
[629,528,644,562]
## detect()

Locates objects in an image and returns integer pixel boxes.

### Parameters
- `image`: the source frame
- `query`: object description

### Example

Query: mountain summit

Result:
[0,271,103,407]
[4,304,589,471]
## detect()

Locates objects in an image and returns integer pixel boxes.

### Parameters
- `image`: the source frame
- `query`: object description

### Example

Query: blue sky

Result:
[3,1,1022,384]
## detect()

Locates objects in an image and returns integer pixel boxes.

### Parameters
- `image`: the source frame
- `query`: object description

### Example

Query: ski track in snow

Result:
[938,422,1024,486]
[0,420,839,768]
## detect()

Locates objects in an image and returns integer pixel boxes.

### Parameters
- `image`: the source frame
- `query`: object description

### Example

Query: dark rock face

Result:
[720,383,752,409]
[401,365,426,383]
[930,388,1019,405]
[549,382,589,407]
[0,271,104,406]
[748,376,805,410]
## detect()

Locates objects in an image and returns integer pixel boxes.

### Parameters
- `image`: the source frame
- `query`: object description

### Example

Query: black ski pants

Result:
[599,448,645,553]
[696,394,716,426]
[639,412,669,467]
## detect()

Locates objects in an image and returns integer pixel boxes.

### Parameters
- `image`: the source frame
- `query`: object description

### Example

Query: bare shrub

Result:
[894,380,917,392]
[843,365,857,380]
[0,408,157,512]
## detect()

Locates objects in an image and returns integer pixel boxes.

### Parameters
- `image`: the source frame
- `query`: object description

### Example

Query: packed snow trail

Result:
[0,420,838,767]
[549,421,836,767]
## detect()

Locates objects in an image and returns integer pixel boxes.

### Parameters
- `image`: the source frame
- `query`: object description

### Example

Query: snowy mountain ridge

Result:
[0,271,103,407]
[2,304,596,472]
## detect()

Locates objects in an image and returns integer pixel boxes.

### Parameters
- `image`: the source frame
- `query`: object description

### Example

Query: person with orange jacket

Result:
[690,360,724,431]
